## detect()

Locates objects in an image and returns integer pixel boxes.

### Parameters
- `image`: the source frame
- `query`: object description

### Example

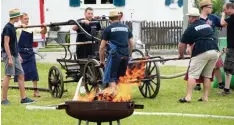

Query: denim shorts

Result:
[2,53,24,76]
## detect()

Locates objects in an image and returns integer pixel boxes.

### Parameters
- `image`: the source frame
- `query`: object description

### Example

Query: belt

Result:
[20,48,33,51]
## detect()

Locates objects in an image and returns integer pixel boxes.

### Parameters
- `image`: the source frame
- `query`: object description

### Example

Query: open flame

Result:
[75,62,145,102]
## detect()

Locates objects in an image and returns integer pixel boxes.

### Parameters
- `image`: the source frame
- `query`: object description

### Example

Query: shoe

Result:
[178,97,190,103]
[218,83,225,89]
[219,91,231,96]
[194,85,201,91]
[21,97,36,104]
[1,100,11,105]
[198,98,203,102]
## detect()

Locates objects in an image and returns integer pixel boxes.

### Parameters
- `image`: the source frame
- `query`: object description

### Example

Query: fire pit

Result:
[57,101,144,125]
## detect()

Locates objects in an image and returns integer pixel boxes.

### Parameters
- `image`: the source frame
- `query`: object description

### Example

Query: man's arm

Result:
[99,40,107,64]
[178,42,186,58]
[221,12,228,27]
[128,38,134,57]
[4,36,12,60]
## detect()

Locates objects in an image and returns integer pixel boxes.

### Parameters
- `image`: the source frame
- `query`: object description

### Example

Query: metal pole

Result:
[183,0,189,32]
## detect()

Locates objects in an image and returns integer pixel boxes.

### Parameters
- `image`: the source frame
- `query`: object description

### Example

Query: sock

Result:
[224,88,230,92]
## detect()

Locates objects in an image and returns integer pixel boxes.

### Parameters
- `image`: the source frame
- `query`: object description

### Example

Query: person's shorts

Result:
[188,50,219,79]
[2,53,24,76]
[215,57,224,68]
[109,53,128,83]
[224,48,234,75]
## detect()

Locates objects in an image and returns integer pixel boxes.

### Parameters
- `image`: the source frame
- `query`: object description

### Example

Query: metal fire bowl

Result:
[57,101,144,122]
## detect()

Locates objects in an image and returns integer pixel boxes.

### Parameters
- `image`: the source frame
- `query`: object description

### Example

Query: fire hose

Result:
[130,57,190,79]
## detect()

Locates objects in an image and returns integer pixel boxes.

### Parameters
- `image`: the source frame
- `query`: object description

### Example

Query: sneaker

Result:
[1,100,11,105]
[219,91,231,96]
[194,85,201,91]
[218,83,225,89]
[21,97,36,104]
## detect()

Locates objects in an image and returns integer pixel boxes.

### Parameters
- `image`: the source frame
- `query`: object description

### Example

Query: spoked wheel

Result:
[139,61,160,98]
[83,59,104,93]
[48,66,64,98]
[132,49,144,59]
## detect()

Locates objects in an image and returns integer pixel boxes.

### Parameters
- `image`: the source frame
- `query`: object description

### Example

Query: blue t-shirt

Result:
[102,22,133,56]
[200,14,222,32]
[181,20,219,57]
[1,23,18,56]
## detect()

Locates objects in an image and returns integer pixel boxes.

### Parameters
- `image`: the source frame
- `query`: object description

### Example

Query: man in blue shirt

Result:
[99,10,134,95]
[178,8,219,103]
[1,9,35,105]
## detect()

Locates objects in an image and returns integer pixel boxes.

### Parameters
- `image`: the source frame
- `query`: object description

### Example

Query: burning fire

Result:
[75,62,146,102]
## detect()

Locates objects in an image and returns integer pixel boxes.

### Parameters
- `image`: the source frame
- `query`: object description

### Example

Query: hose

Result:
[160,72,186,79]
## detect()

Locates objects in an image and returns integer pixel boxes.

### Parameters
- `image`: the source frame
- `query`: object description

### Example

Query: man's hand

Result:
[18,55,23,63]
[81,20,90,25]
[186,46,192,55]
[8,58,13,66]
[42,23,47,27]
[222,12,226,17]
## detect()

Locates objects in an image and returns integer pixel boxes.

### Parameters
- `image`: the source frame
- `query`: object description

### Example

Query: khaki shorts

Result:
[189,50,219,79]
[2,53,24,76]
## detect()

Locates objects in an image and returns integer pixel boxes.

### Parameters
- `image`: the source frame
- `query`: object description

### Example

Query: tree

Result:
[194,0,225,15]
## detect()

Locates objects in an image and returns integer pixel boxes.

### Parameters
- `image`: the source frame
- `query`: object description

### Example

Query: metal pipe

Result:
[2,85,50,92]
[129,57,190,64]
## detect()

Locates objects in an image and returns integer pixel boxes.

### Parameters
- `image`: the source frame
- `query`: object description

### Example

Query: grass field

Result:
[39,44,64,52]
[1,63,234,125]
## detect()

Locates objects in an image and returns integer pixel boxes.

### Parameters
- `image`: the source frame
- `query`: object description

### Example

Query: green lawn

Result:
[1,63,234,125]
[39,44,64,52]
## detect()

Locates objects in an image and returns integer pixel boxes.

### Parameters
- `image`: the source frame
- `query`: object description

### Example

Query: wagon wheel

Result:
[139,61,160,98]
[48,66,64,98]
[83,59,104,93]
[132,49,145,59]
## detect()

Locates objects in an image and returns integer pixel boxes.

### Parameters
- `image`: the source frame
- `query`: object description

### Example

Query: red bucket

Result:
[33,42,38,48]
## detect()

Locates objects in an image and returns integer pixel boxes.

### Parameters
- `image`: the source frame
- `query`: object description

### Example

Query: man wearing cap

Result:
[100,10,134,94]
[189,0,225,91]
[178,8,219,103]
[1,9,35,105]
[220,2,234,95]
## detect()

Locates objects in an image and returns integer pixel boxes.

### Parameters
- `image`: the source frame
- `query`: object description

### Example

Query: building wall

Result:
[1,0,40,30]
[44,0,186,23]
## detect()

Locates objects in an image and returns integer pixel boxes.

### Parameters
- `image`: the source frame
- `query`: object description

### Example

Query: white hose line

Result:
[160,72,186,79]
[133,112,234,120]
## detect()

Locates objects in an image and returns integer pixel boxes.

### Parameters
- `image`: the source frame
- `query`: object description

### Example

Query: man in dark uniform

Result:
[99,10,134,93]
[178,8,219,103]
[72,7,101,58]
[220,2,234,95]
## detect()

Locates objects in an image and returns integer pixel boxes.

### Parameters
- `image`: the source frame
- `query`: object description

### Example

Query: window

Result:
[101,0,113,4]
[82,0,115,8]
[84,0,96,4]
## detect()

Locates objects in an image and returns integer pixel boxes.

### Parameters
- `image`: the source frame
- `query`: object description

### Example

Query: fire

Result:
[75,62,146,102]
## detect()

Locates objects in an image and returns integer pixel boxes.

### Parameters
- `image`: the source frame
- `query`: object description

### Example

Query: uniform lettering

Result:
[111,27,128,32]
[194,24,211,31]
